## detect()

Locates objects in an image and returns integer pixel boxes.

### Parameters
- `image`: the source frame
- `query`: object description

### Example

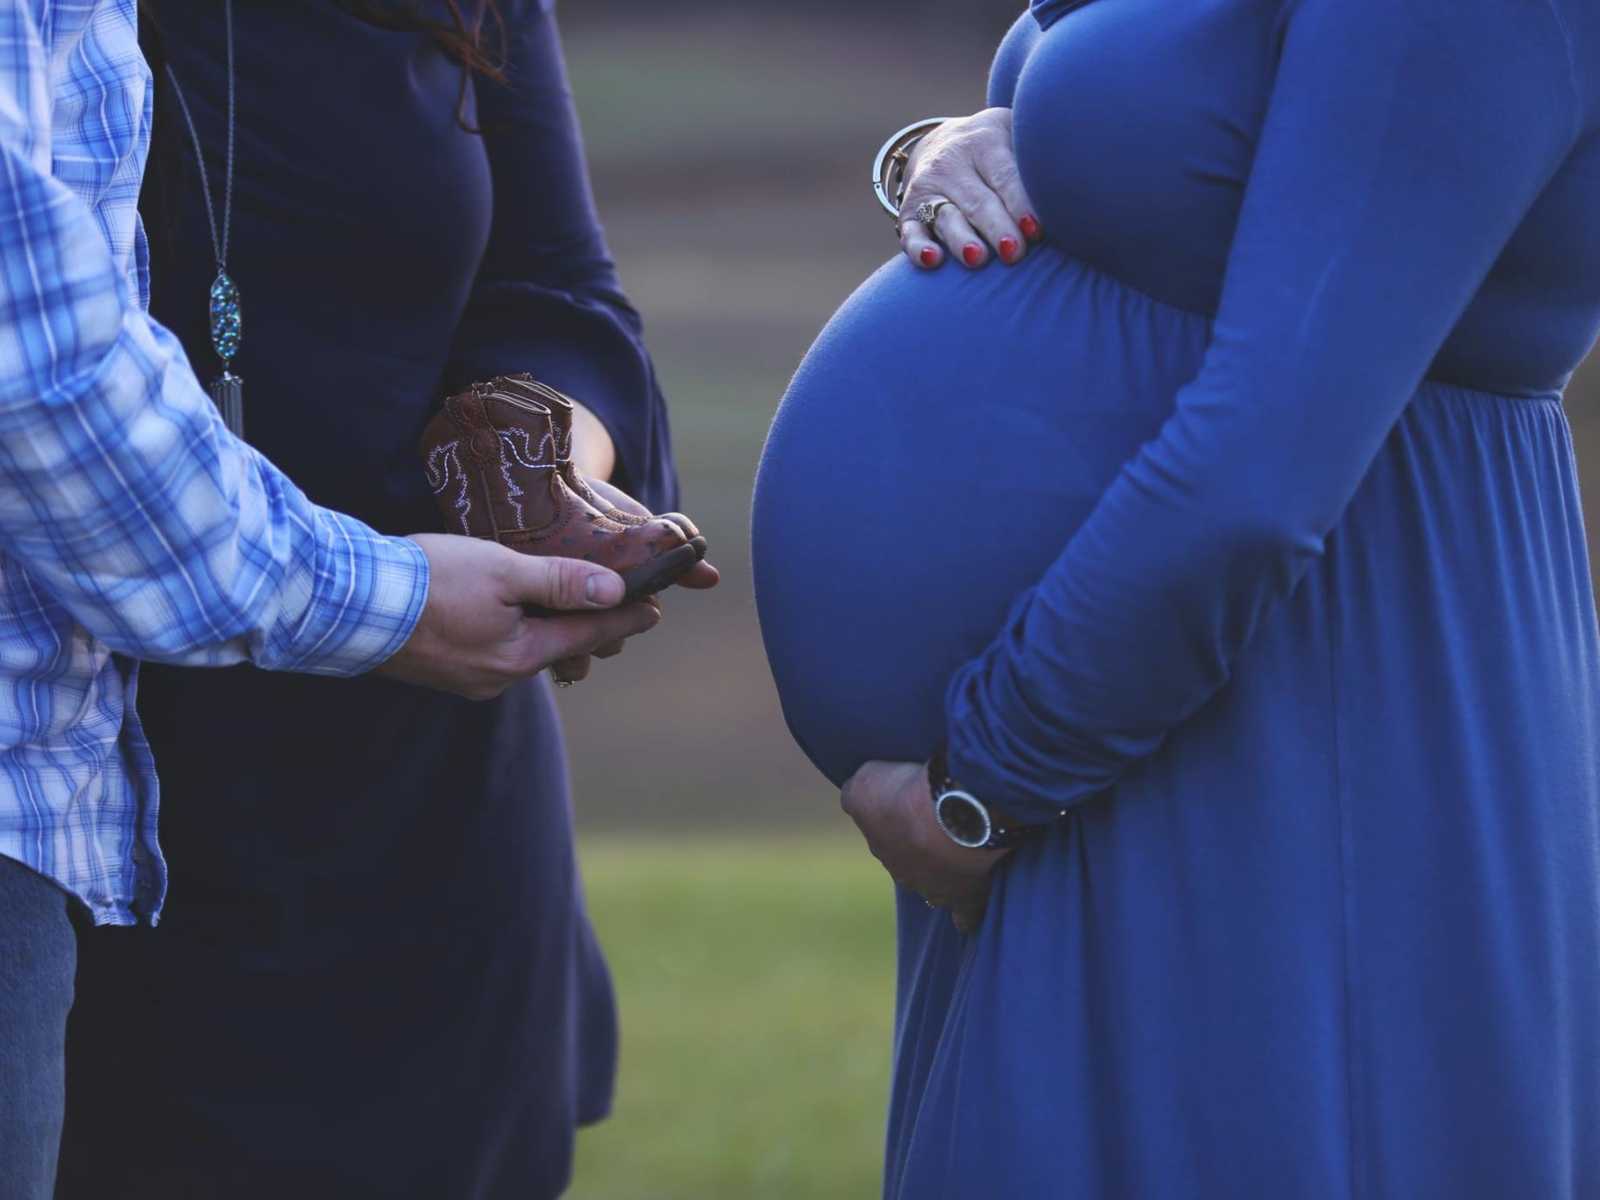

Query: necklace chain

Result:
[163,0,235,273]
[162,0,245,436]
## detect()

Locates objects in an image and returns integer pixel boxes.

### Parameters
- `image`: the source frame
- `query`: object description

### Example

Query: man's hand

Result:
[841,760,1012,934]
[898,107,1041,271]
[376,533,660,700]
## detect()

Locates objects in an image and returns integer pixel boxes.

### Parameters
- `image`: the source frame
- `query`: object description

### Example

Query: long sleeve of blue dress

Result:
[445,0,678,513]
[947,0,1586,818]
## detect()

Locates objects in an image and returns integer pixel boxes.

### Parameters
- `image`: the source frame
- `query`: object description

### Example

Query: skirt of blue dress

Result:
[754,250,1600,1197]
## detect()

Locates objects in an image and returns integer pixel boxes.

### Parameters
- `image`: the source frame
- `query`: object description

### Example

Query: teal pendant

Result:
[208,272,242,363]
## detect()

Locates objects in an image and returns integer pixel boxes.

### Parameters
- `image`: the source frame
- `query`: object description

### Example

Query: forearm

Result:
[0,118,426,674]
[0,308,428,673]
[570,397,617,482]
[945,0,1579,819]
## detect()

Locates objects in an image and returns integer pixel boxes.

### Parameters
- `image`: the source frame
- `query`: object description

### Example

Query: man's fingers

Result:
[523,601,660,668]
[898,217,945,269]
[550,654,592,686]
[591,638,626,660]
[502,552,626,612]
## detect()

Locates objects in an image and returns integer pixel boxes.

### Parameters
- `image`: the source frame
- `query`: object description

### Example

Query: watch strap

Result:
[928,745,1044,850]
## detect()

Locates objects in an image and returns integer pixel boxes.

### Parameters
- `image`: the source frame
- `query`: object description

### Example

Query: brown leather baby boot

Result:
[420,380,703,603]
[495,373,703,546]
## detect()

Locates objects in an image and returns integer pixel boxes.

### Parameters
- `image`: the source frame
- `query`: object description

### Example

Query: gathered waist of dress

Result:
[1026,242,1575,406]
[1412,376,1565,410]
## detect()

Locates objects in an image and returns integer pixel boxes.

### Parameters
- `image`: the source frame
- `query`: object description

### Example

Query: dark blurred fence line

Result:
[565,0,1019,14]
[563,0,1025,32]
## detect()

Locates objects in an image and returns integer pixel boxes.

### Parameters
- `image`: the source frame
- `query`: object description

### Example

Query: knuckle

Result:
[543,626,591,665]
[985,167,1024,202]
[516,633,561,677]
[983,157,1022,191]
[549,558,586,608]
[975,199,1015,235]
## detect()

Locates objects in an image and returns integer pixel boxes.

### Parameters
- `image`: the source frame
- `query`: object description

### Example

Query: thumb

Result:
[502,553,625,612]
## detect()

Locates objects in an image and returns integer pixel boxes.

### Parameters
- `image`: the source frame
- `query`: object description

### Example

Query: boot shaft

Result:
[419,376,704,601]
[498,373,577,467]
[420,381,563,539]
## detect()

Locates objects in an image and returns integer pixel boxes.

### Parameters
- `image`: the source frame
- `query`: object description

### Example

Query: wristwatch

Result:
[927,746,1044,850]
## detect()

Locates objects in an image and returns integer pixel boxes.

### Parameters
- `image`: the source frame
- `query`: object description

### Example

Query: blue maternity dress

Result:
[56,4,676,1197]
[754,0,1600,1195]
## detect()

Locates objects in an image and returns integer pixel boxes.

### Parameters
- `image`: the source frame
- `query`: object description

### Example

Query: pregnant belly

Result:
[753,250,1209,785]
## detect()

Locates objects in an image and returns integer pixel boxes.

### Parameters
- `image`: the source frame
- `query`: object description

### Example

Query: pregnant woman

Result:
[755,1,1600,1196]
[55,2,710,1196]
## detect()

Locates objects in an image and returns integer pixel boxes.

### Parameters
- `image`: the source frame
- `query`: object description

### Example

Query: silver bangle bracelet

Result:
[872,117,955,219]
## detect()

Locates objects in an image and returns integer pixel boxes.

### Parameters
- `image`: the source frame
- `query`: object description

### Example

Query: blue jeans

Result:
[0,855,78,1200]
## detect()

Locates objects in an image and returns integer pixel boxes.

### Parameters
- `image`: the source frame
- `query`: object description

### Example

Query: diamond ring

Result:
[912,198,952,227]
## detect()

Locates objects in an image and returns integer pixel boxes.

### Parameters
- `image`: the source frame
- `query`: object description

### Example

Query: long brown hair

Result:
[334,0,506,84]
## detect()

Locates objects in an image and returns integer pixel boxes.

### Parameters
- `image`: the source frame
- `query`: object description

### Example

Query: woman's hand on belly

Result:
[842,761,1012,934]
[899,108,1042,271]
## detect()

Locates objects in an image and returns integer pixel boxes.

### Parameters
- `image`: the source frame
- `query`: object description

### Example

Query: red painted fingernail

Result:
[999,236,1020,263]
[919,246,939,268]
[1019,214,1042,241]
[962,243,984,267]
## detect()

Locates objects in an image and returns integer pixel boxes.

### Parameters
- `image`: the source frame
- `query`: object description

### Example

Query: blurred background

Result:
[549,3,1600,1197]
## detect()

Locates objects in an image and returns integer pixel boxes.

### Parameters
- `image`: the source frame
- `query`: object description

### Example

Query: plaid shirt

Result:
[0,2,430,926]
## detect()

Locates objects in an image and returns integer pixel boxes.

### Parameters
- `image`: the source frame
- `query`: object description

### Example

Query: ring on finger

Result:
[912,197,953,230]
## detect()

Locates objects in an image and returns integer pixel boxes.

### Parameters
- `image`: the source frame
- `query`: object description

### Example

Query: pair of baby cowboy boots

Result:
[420,373,706,603]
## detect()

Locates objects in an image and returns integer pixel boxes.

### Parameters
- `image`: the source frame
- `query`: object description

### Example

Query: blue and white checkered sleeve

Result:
[0,12,429,677]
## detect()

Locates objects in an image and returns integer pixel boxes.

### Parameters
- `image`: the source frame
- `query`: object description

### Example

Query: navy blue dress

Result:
[756,0,1600,1195]
[58,4,676,1197]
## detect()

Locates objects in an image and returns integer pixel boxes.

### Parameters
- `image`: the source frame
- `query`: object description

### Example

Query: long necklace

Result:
[164,0,244,437]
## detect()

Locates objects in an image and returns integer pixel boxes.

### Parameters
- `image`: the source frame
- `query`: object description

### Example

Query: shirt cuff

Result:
[267,513,430,677]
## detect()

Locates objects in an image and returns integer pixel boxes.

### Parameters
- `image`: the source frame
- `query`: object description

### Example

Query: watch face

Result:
[935,790,992,849]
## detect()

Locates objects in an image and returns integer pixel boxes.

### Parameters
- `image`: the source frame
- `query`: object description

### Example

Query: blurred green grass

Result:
[570,836,897,1200]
